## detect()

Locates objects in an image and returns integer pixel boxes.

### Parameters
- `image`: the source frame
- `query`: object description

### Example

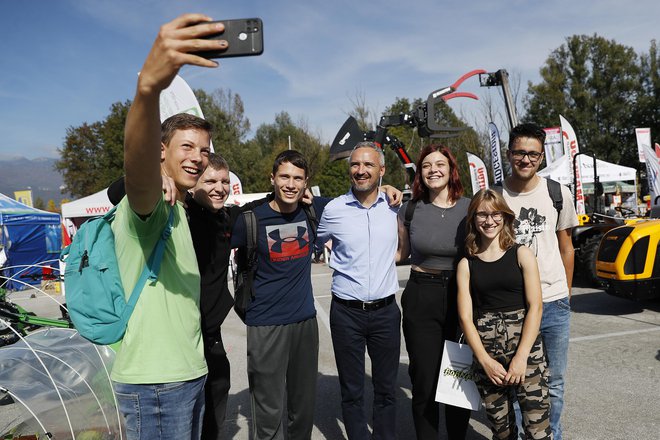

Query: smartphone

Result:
[195,18,264,59]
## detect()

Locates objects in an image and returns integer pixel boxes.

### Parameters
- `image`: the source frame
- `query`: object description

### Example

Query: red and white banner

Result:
[543,127,563,166]
[488,122,504,184]
[467,152,489,195]
[560,115,585,215]
[635,128,651,163]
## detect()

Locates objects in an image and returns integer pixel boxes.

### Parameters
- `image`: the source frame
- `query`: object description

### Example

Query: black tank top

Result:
[469,246,526,312]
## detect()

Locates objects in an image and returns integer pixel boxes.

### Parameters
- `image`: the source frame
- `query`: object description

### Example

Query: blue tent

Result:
[0,193,61,290]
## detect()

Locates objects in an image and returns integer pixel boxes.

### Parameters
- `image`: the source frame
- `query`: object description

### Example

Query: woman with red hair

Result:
[396,144,471,439]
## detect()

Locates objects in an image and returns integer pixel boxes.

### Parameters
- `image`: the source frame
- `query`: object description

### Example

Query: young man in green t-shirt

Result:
[113,13,229,440]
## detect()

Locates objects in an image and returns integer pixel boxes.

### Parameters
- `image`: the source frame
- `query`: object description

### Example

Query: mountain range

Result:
[0,157,68,206]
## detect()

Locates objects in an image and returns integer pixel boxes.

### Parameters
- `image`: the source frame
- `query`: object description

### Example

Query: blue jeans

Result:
[541,297,571,440]
[113,375,207,440]
[514,297,570,440]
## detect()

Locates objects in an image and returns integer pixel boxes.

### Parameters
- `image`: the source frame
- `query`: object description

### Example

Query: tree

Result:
[241,112,329,193]
[46,199,57,212]
[634,40,660,142]
[195,88,251,153]
[55,101,130,198]
[34,197,45,210]
[525,35,642,164]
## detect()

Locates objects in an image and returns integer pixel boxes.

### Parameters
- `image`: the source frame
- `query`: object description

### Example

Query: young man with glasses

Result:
[498,123,578,440]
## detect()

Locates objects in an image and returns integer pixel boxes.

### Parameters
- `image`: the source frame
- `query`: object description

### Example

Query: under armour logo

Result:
[268,226,309,253]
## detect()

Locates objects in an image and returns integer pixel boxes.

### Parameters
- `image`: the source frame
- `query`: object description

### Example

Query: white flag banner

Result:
[158,74,216,152]
[635,128,651,163]
[559,115,585,215]
[467,152,489,194]
[158,74,241,193]
[229,171,243,195]
[488,122,504,184]
[543,127,563,166]
[642,145,660,206]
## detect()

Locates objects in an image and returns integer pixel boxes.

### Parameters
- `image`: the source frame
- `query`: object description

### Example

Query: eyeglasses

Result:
[510,150,543,162]
[475,211,503,222]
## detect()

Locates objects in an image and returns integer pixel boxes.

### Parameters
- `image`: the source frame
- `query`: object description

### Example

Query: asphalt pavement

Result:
[4,263,660,439]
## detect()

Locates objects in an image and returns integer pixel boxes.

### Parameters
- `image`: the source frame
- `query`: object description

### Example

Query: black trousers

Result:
[402,271,471,440]
[330,297,401,440]
[202,334,231,440]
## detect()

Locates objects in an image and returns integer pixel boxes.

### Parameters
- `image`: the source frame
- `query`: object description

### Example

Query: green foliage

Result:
[634,40,660,144]
[55,101,130,198]
[46,199,57,212]
[525,34,643,165]
[315,153,350,197]
[34,197,45,210]
[245,112,329,193]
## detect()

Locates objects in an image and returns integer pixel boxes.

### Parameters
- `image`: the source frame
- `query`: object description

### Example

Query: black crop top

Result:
[469,246,526,312]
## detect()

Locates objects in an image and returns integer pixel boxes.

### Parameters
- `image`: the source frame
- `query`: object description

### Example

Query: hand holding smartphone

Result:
[194,18,264,59]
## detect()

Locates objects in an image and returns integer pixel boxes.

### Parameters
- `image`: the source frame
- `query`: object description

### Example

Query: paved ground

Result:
[3,264,660,439]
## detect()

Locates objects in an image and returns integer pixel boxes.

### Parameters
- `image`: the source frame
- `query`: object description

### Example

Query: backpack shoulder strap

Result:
[546,178,563,216]
[122,206,175,320]
[302,203,318,240]
[242,210,258,266]
[545,178,563,227]
[403,200,418,230]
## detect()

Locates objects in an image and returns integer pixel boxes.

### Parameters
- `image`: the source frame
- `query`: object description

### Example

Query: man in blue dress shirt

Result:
[317,142,401,440]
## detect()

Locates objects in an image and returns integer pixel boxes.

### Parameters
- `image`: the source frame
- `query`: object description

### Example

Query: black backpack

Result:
[233,203,318,323]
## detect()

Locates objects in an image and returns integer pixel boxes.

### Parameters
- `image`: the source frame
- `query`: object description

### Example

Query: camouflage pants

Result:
[474,310,552,440]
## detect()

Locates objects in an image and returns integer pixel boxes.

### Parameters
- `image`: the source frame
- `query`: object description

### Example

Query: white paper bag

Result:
[434,340,482,411]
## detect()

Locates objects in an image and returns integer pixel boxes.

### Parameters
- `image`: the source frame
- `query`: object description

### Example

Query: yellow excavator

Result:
[596,215,660,300]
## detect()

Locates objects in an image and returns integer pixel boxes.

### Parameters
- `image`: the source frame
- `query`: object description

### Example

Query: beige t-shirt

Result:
[501,177,578,302]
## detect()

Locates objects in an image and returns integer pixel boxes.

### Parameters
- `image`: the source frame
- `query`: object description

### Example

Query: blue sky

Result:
[2,0,658,159]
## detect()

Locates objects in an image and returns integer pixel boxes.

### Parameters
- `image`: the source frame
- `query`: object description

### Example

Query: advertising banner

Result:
[635,128,651,163]
[560,115,585,214]
[543,127,563,165]
[488,122,504,184]
[642,144,660,206]
[467,152,489,195]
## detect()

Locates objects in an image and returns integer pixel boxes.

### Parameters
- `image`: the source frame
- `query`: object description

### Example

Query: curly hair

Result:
[465,188,517,256]
[411,144,463,203]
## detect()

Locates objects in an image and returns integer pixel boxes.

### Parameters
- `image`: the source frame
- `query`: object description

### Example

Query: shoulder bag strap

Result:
[123,206,175,315]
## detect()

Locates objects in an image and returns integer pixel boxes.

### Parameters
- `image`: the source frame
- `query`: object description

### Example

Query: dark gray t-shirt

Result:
[398,197,469,271]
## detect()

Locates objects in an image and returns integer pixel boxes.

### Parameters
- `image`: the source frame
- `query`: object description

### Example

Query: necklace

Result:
[433,201,454,218]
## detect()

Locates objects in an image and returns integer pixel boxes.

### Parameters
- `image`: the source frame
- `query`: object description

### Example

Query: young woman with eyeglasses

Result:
[396,144,472,440]
[456,188,551,440]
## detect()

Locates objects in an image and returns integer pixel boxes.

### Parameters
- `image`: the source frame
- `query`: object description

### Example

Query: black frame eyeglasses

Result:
[510,150,543,162]
[475,211,504,222]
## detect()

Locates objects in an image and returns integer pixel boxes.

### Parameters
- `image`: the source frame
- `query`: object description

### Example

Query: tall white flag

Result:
[635,128,651,163]
[642,144,660,206]
[543,127,563,166]
[559,115,585,215]
[467,152,489,195]
[488,123,504,184]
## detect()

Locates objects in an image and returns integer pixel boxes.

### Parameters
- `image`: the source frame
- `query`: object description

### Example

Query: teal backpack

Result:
[61,206,174,345]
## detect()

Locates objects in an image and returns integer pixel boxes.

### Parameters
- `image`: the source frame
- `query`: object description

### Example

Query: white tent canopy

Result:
[538,155,636,185]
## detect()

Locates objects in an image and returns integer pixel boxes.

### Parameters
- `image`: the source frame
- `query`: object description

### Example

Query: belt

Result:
[410,269,454,280]
[332,294,395,311]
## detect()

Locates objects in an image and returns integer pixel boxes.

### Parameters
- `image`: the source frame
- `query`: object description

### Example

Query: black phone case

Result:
[195,18,264,59]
